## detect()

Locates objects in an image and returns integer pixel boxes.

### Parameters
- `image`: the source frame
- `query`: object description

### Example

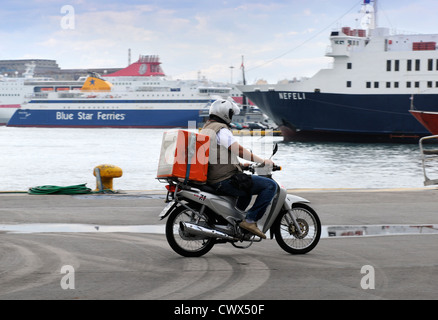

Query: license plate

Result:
[159,201,175,218]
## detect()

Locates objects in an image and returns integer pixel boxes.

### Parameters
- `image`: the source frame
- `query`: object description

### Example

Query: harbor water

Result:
[0,126,432,192]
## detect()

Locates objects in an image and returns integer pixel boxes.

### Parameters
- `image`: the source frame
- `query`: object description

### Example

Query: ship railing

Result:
[58,92,83,98]
[25,92,49,99]
[419,135,438,186]
[198,87,232,95]
[135,86,172,92]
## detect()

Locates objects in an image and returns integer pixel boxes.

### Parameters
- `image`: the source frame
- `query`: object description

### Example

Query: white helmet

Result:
[209,99,240,124]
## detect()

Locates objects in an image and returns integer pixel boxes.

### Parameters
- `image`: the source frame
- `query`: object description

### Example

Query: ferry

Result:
[0,63,83,124]
[238,0,438,142]
[7,55,240,128]
[0,74,26,125]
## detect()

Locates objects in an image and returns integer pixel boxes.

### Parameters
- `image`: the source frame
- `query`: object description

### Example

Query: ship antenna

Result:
[241,55,247,107]
[241,55,247,86]
[374,0,378,28]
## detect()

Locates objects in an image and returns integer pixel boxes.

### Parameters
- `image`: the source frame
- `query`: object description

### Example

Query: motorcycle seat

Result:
[188,182,230,197]
[194,183,221,195]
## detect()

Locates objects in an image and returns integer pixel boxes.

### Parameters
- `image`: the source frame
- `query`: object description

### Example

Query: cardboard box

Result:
[157,130,210,183]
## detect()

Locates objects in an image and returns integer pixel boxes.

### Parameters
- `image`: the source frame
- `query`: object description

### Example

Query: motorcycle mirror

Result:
[270,143,278,159]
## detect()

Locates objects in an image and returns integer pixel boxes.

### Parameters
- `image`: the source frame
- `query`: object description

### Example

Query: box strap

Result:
[184,132,197,184]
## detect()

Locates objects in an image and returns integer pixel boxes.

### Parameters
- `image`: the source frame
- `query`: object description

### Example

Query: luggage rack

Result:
[419,135,438,186]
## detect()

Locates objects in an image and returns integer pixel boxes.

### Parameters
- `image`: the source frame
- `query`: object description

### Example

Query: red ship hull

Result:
[410,110,438,135]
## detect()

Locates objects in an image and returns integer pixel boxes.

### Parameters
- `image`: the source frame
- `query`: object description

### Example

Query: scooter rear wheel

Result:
[273,203,321,254]
[165,205,215,257]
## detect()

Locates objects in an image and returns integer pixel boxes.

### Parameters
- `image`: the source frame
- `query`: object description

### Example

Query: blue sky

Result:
[1,0,438,83]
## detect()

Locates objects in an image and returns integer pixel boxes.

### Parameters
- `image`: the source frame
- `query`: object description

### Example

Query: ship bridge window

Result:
[386,59,400,72]
[374,82,379,88]
[407,60,412,71]
[416,59,421,71]
[428,59,434,71]
[347,63,352,69]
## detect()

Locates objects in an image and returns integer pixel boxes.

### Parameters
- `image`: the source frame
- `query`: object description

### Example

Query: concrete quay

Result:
[0,188,437,300]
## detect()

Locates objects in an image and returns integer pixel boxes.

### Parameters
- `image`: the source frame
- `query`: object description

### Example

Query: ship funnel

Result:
[81,73,112,92]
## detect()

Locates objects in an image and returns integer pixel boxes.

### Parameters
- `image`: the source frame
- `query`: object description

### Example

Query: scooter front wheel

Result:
[273,203,321,255]
[165,205,215,257]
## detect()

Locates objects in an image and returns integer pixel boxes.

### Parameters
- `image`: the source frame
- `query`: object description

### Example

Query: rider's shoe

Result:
[239,221,266,239]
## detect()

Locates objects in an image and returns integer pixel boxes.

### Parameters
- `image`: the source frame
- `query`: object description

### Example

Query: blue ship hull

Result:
[7,108,203,128]
[243,90,434,142]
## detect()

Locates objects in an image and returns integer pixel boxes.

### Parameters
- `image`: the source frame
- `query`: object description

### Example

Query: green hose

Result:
[28,184,93,195]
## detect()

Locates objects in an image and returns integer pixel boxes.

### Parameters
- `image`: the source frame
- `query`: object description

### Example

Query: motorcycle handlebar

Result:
[243,164,282,172]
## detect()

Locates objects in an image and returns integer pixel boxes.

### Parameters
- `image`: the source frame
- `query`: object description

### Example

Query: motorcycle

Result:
[158,144,321,257]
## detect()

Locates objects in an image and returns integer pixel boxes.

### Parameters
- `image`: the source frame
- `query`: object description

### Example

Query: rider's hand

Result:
[263,159,275,167]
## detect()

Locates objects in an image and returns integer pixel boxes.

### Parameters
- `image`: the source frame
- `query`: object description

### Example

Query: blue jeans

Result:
[212,175,278,222]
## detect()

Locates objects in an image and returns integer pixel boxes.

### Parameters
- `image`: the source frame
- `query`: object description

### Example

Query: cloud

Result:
[0,1,331,82]
[303,9,312,16]
[3,0,436,84]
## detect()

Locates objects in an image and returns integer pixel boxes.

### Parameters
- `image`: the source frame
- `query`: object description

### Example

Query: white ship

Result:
[8,56,243,128]
[0,63,83,124]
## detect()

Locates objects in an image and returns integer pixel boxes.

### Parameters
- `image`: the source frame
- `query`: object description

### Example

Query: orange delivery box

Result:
[156,130,210,183]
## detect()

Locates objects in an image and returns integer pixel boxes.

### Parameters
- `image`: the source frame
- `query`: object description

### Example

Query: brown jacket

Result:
[201,121,242,184]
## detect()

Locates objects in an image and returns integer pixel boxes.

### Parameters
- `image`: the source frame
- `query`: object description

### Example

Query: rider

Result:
[201,99,278,239]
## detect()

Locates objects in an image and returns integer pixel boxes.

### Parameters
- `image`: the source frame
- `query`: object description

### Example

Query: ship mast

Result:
[361,0,378,31]
[241,55,247,108]
[373,0,378,28]
[241,55,247,86]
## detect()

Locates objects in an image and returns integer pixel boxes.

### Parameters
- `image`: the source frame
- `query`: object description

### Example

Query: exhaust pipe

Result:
[180,222,237,241]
